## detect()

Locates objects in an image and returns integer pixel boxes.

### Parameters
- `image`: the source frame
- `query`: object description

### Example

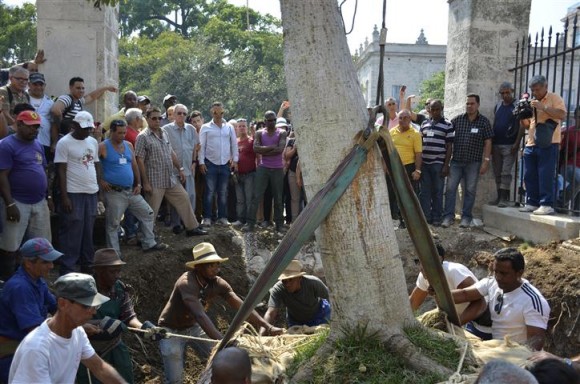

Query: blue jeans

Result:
[235,171,255,223]
[58,193,97,275]
[159,324,213,384]
[523,144,558,207]
[203,160,229,220]
[287,299,332,327]
[419,163,444,223]
[443,161,481,221]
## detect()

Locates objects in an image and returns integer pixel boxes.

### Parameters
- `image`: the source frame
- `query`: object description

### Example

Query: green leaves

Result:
[0,2,37,67]
[418,71,445,107]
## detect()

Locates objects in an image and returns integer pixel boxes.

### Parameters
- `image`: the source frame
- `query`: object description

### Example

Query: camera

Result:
[513,93,534,119]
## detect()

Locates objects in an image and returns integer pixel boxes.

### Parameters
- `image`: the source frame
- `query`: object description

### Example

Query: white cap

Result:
[73,111,95,129]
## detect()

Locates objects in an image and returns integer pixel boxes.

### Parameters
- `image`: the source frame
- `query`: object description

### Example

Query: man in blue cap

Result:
[0,237,63,383]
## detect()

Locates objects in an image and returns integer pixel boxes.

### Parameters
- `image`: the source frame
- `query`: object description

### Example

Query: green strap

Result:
[0,340,20,358]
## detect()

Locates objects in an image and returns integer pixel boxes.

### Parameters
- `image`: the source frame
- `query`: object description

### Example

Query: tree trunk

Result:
[279,0,453,378]
[280,0,412,339]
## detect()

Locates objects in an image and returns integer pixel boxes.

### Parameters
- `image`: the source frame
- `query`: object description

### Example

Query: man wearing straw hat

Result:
[9,273,126,383]
[157,242,283,384]
[77,248,163,384]
[262,259,331,332]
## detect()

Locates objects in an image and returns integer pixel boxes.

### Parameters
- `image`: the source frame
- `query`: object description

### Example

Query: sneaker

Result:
[259,221,271,228]
[532,205,555,215]
[216,218,231,226]
[241,224,255,232]
[519,205,538,212]
[231,220,243,227]
[459,217,472,228]
[202,218,212,227]
[441,217,453,228]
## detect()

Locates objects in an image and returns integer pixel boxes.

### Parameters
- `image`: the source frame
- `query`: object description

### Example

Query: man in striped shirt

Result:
[451,248,550,350]
[419,100,454,226]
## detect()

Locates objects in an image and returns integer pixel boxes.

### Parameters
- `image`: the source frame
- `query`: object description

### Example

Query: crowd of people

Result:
[383,76,568,228]
[0,55,578,383]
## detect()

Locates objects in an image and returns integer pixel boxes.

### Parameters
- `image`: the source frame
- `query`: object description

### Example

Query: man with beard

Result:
[157,242,282,384]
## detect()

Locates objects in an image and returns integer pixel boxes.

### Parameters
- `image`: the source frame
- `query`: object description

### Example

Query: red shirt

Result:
[561,125,580,168]
[237,136,256,174]
[125,127,139,147]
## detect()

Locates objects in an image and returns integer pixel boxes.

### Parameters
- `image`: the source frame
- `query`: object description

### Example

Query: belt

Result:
[109,184,132,193]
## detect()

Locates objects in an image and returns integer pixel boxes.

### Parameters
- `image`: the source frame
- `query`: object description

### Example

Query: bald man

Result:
[211,347,251,384]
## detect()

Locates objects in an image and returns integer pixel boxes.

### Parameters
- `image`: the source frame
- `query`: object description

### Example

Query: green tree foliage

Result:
[419,71,445,106]
[0,2,37,67]
[119,31,286,121]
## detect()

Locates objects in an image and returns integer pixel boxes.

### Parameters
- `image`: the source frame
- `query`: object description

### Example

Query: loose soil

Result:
[91,219,579,383]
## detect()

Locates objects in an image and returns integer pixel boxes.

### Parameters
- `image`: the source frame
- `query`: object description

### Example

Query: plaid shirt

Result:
[450,112,493,163]
[135,127,176,189]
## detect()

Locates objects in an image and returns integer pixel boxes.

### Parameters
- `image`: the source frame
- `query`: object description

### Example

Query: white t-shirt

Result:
[9,320,95,383]
[474,277,550,343]
[54,133,99,193]
[416,261,476,316]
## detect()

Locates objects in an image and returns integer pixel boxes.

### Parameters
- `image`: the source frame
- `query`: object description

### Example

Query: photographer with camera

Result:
[519,75,566,215]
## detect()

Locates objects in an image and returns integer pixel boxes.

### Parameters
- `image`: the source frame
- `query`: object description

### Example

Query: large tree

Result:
[0,2,37,67]
[280,0,451,378]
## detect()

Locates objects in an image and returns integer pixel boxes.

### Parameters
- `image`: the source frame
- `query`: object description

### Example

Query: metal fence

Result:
[510,15,580,214]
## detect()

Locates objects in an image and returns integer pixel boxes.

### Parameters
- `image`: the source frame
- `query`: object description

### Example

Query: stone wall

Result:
[445,0,532,216]
[36,0,119,122]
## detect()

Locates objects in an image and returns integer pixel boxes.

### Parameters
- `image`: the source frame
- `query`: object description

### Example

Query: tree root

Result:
[290,335,337,383]
[382,332,455,378]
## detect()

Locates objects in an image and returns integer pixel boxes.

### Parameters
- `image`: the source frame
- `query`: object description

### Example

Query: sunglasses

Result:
[494,293,504,314]
[149,116,163,121]
[176,112,187,116]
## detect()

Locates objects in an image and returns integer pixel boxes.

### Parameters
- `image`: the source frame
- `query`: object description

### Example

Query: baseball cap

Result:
[275,117,288,128]
[54,273,110,307]
[29,73,46,84]
[163,94,177,103]
[73,111,95,129]
[20,238,63,262]
[137,95,150,104]
[16,110,41,125]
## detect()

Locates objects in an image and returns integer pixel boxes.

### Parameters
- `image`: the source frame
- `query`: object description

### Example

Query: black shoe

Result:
[172,225,184,234]
[186,227,208,236]
[398,219,406,229]
[241,224,255,232]
[144,243,169,252]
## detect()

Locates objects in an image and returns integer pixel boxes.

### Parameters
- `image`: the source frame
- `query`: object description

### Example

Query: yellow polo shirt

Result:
[526,92,566,146]
[389,125,422,165]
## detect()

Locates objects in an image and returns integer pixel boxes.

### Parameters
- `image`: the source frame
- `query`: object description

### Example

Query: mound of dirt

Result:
[100,221,578,383]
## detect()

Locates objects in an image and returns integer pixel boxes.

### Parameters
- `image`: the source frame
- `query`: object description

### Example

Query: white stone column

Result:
[444,0,531,216]
[36,0,119,123]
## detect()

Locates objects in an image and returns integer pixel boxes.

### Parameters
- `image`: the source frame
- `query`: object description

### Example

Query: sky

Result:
[4,0,579,52]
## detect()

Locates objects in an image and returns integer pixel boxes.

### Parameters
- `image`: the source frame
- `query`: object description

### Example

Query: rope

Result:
[127,326,219,343]
[338,0,359,35]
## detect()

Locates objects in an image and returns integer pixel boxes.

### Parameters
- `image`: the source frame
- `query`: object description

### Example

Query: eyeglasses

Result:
[149,116,163,121]
[176,112,187,116]
[13,76,29,82]
[494,293,504,314]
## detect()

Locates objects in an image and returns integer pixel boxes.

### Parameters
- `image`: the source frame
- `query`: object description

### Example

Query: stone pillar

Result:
[444,0,531,217]
[36,0,119,123]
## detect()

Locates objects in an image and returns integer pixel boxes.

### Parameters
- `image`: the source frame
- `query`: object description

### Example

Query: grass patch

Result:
[519,241,535,251]
[404,325,462,371]
[286,327,330,378]
[290,324,446,384]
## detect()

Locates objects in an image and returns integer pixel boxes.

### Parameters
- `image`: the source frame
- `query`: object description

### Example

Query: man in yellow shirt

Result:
[387,109,422,228]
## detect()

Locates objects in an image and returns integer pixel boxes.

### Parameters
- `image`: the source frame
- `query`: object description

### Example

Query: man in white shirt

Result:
[26,73,54,156]
[452,247,550,350]
[54,111,101,275]
[199,102,238,226]
[8,273,126,384]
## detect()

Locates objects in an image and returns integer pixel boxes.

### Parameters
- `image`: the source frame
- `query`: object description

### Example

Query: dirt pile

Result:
[112,222,578,382]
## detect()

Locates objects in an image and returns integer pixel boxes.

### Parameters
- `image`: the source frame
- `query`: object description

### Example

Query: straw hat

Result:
[91,248,126,268]
[186,243,228,268]
[278,260,306,280]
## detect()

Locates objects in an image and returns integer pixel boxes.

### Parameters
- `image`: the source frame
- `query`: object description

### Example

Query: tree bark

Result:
[279,0,453,378]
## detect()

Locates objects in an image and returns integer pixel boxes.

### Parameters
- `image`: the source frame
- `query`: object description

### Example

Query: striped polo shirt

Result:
[420,117,454,165]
